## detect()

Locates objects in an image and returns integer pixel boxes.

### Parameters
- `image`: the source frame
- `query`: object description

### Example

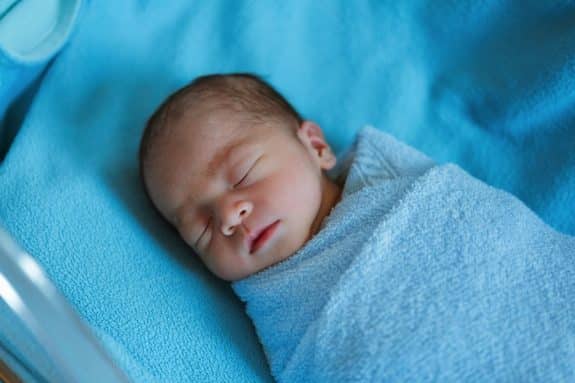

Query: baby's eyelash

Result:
[234,169,250,188]
[195,217,211,247]
[234,157,261,188]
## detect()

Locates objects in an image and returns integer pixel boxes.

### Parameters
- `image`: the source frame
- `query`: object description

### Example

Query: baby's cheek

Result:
[280,173,320,212]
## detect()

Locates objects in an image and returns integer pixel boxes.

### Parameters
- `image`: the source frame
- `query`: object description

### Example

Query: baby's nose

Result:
[220,200,253,236]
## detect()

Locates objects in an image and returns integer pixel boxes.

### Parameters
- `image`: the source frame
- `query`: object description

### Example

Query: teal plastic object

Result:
[0,0,82,122]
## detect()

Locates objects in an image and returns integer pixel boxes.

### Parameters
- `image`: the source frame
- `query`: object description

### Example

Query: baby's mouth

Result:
[249,220,280,254]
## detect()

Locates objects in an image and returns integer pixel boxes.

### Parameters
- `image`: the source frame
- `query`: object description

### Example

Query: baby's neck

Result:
[309,175,342,237]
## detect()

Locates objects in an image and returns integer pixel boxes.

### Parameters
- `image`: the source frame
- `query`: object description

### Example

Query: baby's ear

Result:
[297,121,337,171]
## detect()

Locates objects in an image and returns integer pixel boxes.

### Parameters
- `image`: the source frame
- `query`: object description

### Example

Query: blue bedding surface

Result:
[1,1,574,381]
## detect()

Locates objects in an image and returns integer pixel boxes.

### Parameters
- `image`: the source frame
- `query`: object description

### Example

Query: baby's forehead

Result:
[165,104,292,174]
[174,119,264,174]
[177,104,257,139]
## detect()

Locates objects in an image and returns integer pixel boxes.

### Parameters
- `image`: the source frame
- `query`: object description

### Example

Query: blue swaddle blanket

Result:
[233,126,575,382]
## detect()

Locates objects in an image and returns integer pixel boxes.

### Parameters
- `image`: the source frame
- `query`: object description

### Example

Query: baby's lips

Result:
[242,222,260,252]
[249,220,281,254]
[245,223,264,253]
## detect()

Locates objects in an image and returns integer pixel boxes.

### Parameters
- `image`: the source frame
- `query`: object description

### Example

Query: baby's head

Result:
[139,74,341,281]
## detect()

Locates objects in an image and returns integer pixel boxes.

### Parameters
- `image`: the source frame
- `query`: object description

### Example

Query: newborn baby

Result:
[140,73,575,382]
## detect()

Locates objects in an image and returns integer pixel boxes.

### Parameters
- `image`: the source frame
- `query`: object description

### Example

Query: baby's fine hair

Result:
[139,73,303,171]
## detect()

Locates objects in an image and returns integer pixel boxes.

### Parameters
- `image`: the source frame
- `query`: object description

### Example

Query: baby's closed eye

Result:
[194,216,212,248]
[233,156,262,188]
[234,167,251,188]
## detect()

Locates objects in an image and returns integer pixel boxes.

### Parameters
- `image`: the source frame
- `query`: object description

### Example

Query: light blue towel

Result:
[234,126,575,382]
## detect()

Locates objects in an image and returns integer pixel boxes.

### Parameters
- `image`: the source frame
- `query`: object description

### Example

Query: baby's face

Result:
[145,109,338,281]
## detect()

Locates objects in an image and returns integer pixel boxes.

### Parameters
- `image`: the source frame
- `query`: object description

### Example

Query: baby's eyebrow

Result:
[203,138,251,178]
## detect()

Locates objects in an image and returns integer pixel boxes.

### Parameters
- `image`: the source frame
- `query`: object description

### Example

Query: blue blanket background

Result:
[0,1,574,381]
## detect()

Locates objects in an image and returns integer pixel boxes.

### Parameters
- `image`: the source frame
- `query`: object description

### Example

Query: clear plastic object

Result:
[0,227,131,383]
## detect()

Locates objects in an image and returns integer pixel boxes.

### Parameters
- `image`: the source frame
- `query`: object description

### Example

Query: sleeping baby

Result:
[140,73,575,382]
